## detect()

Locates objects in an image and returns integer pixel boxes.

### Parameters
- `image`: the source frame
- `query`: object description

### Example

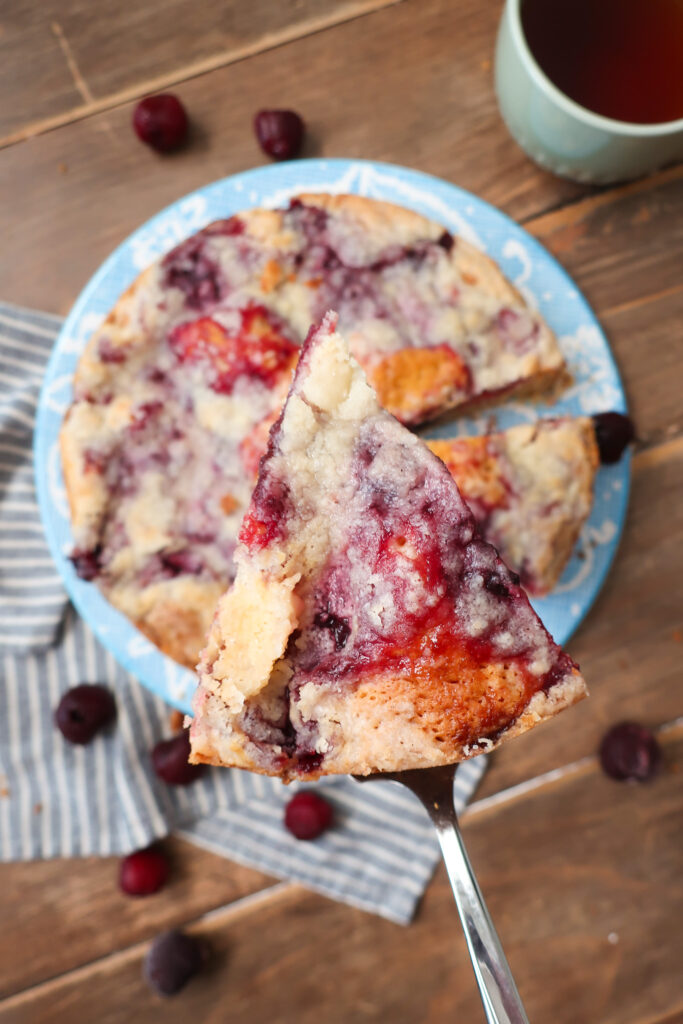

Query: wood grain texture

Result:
[528,167,683,318]
[0,0,592,314]
[476,436,683,798]
[2,731,680,1024]
[0,0,400,143]
[0,836,274,1000]
[599,289,683,446]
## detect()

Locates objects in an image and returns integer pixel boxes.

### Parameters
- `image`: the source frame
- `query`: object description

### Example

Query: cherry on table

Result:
[284,790,333,840]
[599,722,662,782]
[133,94,188,153]
[592,411,635,464]
[151,729,206,786]
[254,109,305,160]
[54,684,116,744]
[144,930,204,996]
[119,847,169,896]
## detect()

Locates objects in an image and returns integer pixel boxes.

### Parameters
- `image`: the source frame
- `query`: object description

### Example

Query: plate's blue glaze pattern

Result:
[35,159,629,713]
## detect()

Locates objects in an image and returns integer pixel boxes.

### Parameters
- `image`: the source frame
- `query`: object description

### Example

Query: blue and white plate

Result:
[35,159,629,713]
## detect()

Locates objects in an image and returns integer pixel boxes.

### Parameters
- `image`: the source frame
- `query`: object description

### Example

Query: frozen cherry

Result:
[133,94,188,153]
[592,412,635,464]
[284,790,333,840]
[54,684,116,744]
[599,722,662,782]
[151,729,206,786]
[254,109,305,160]
[120,847,169,896]
[144,930,204,996]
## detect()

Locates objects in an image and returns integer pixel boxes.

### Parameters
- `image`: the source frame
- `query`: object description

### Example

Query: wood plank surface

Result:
[0,0,400,143]
[529,167,683,319]
[0,0,592,315]
[0,837,273,999]
[3,730,680,1024]
[599,289,683,446]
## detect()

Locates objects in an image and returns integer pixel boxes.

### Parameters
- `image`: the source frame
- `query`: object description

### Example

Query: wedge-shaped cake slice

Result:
[428,417,599,595]
[189,314,586,779]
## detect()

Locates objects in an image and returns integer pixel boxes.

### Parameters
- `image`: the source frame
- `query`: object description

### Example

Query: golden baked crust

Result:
[364,346,471,424]
[428,416,599,594]
[191,640,586,776]
[189,316,586,779]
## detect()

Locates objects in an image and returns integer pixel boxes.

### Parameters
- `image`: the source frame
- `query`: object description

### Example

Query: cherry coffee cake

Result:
[189,315,586,779]
[60,195,566,665]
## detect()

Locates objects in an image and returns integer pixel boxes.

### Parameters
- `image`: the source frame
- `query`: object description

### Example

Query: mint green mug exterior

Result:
[495,0,683,184]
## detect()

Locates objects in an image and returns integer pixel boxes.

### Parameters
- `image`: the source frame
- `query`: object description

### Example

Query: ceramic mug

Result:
[495,0,683,184]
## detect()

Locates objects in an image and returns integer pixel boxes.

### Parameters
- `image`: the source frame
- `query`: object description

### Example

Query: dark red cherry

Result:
[70,546,102,581]
[151,729,206,786]
[314,609,351,649]
[133,95,188,153]
[144,930,204,996]
[437,230,454,252]
[160,549,205,576]
[162,236,223,309]
[592,412,635,464]
[254,109,305,160]
[54,684,116,744]
[483,572,510,598]
[119,847,169,896]
[599,722,662,781]
[284,790,333,840]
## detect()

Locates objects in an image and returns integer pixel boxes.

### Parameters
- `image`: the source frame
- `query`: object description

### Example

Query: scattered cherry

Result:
[54,684,116,744]
[284,790,333,840]
[254,109,305,160]
[599,722,662,782]
[151,728,206,786]
[144,930,204,996]
[120,847,169,896]
[133,94,188,153]
[592,412,635,464]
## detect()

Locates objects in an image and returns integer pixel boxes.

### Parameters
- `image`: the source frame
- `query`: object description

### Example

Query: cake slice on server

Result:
[189,313,586,780]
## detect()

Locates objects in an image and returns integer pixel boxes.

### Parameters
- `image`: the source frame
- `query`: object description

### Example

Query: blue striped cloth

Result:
[0,302,486,924]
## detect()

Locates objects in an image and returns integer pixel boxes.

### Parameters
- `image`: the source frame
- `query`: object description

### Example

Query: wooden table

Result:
[1,1,682,1020]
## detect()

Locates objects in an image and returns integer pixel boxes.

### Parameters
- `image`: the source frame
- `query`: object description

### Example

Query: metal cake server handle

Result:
[356,764,530,1024]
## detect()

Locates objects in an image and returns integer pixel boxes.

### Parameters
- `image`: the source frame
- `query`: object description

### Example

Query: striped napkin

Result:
[0,301,486,924]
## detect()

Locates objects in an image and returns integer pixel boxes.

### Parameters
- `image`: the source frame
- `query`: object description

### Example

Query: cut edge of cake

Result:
[189,312,587,780]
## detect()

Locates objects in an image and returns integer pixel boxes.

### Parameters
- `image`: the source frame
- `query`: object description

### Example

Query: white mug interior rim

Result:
[507,0,683,136]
